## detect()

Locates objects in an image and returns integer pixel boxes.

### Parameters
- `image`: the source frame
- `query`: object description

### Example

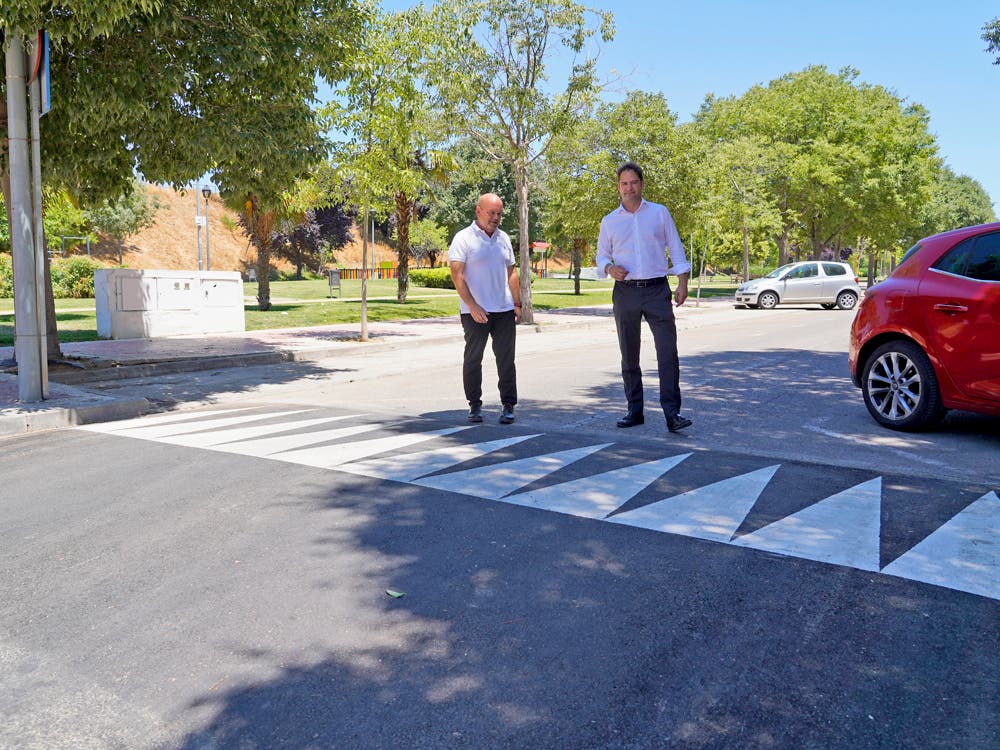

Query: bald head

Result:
[475,193,504,236]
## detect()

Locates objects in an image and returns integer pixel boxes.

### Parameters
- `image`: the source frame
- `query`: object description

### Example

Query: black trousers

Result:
[612,280,682,417]
[461,310,517,408]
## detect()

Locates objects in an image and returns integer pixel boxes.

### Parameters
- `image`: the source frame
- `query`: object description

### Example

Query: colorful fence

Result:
[335,266,553,281]
[337,266,399,280]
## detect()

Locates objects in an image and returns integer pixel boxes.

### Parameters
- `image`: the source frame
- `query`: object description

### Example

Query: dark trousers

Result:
[612,281,682,417]
[461,310,517,408]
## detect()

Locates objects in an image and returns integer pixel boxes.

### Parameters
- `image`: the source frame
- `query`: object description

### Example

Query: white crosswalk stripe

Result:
[337,434,540,482]
[413,443,610,499]
[80,409,999,601]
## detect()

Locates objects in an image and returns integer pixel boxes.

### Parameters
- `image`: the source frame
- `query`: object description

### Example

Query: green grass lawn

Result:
[0,276,738,346]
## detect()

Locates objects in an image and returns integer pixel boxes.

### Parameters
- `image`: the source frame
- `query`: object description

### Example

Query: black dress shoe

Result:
[467,406,483,423]
[666,414,693,433]
[499,405,515,424]
[616,411,644,428]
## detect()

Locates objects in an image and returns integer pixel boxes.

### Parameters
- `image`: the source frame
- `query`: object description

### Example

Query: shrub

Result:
[0,253,12,297]
[50,255,103,298]
[410,267,455,289]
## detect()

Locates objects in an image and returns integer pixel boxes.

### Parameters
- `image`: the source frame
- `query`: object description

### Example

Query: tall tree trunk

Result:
[2,136,61,360]
[742,223,750,281]
[255,243,271,311]
[395,192,413,304]
[572,237,584,295]
[776,226,790,266]
[513,162,533,323]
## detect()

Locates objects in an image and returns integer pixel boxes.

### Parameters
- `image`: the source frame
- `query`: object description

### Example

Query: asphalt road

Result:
[1,307,997,749]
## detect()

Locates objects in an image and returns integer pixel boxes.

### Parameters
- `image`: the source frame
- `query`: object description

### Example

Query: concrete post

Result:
[5,32,44,402]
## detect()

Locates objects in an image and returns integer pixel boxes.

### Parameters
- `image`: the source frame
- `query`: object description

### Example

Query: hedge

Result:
[409,267,455,289]
[0,253,12,297]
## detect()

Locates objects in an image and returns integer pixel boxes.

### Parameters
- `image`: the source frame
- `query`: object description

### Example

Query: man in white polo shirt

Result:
[448,193,522,424]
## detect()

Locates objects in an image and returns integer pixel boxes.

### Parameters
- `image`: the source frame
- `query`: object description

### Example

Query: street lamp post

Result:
[201,187,212,271]
[195,188,204,270]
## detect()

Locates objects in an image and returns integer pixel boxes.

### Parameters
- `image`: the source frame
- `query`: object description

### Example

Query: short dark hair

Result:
[616,162,644,181]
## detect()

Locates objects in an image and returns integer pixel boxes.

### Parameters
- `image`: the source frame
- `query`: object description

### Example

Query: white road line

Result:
[882,491,1000,600]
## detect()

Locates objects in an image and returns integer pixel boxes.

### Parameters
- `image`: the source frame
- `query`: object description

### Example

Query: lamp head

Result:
[201,187,212,200]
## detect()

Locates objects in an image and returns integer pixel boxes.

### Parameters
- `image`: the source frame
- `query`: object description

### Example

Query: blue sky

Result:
[373,0,999,212]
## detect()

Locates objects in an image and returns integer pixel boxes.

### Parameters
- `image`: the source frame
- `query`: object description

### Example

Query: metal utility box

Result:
[95,269,245,339]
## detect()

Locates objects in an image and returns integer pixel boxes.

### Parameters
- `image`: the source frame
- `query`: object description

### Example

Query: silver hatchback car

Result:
[735,261,861,310]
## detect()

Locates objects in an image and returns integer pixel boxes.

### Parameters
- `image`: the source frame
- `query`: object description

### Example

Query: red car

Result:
[849,221,1000,430]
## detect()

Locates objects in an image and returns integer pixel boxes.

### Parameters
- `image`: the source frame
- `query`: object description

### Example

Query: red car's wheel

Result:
[862,340,945,431]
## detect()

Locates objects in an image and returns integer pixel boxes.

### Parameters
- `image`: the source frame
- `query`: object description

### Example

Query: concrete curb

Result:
[0,375,149,436]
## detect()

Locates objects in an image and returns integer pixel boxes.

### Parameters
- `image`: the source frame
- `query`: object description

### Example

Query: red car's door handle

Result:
[933,303,969,314]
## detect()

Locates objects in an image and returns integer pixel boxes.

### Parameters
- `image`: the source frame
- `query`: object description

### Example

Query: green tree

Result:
[324,3,453,307]
[540,91,705,290]
[85,181,160,265]
[432,0,615,323]
[695,66,939,263]
[984,17,1000,64]
[918,167,996,237]
[2,1,360,351]
[408,217,450,267]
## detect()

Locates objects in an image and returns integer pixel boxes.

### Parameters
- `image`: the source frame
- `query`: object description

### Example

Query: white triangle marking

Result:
[336,434,541,482]
[505,453,692,519]
[80,408,256,433]
[163,415,359,449]
[278,426,471,469]
[413,444,611,500]
[882,491,1000,601]
[610,464,780,541]
[732,477,882,572]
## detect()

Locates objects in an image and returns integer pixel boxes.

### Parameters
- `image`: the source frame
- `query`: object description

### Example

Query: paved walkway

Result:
[1,299,737,436]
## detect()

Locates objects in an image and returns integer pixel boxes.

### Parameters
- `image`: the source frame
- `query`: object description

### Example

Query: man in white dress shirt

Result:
[596,162,693,433]
[448,193,521,425]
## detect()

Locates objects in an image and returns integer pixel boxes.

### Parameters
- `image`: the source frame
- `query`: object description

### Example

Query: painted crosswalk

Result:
[80,407,1000,601]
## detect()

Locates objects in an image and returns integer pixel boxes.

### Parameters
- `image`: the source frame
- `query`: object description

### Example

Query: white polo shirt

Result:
[448,221,516,314]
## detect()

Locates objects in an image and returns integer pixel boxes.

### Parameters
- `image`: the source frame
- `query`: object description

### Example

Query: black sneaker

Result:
[467,406,483,423]
[499,405,515,424]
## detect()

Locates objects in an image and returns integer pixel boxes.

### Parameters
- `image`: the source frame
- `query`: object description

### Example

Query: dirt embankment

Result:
[84,185,396,274]
[81,185,569,273]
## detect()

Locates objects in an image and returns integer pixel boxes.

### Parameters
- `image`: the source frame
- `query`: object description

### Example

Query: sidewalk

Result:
[1,298,737,436]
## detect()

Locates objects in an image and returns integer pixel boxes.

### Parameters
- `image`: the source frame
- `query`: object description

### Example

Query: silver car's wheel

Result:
[836,291,858,310]
[862,340,944,431]
[757,291,779,309]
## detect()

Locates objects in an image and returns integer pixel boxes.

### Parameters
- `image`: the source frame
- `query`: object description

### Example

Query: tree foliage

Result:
[324,3,453,304]
[85,180,160,264]
[431,0,614,322]
[694,66,939,262]
[984,17,1000,64]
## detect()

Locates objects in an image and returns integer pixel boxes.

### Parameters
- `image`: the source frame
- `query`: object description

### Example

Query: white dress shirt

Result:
[448,221,516,314]
[596,199,691,280]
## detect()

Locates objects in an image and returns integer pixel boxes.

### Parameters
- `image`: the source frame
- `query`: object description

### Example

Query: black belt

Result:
[618,276,666,288]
